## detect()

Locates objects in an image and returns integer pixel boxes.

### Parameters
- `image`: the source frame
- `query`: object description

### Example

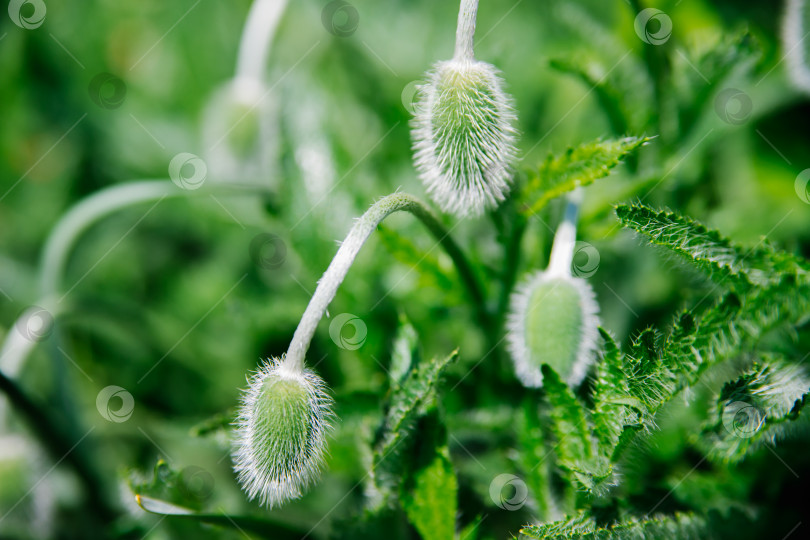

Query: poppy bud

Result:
[410,0,517,217]
[232,358,333,507]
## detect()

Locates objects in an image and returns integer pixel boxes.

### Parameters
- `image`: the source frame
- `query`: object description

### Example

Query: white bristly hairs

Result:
[233,193,483,507]
[411,0,518,217]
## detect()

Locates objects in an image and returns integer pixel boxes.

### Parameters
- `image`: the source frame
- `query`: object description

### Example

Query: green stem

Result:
[284,193,488,371]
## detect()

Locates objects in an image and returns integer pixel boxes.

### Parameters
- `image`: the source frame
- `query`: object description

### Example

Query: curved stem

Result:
[546,189,583,278]
[39,180,270,300]
[1,180,270,379]
[453,0,478,62]
[284,193,487,372]
[233,0,288,100]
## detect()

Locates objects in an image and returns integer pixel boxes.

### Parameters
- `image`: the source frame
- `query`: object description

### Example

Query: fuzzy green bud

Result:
[507,272,600,388]
[410,0,517,217]
[232,358,333,507]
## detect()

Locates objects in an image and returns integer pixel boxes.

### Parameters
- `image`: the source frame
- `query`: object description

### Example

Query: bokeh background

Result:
[1,0,809,538]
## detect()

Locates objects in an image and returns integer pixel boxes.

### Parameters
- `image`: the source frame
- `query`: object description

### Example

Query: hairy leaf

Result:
[698,355,810,463]
[591,329,647,456]
[541,366,614,495]
[372,348,458,499]
[616,204,805,287]
[522,137,650,215]
[542,366,592,464]
[520,512,705,539]
[389,314,420,386]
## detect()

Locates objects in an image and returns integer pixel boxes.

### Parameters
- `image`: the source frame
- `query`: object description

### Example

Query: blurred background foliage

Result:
[0,0,808,538]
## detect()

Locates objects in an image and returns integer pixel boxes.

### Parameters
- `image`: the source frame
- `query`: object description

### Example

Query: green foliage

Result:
[370,318,457,505]
[130,461,306,537]
[521,137,650,215]
[2,2,809,539]
[129,460,210,513]
[400,431,457,540]
[520,512,705,540]
[698,355,810,463]
[378,226,455,292]
[616,204,806,288]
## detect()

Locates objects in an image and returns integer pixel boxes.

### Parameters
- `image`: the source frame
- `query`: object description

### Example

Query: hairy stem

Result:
[39,180,270,300]
[546,189,583,278]
[234,0,288,97]
[454,0,479,62]
[1,180,270,380]
[284,192,487,372]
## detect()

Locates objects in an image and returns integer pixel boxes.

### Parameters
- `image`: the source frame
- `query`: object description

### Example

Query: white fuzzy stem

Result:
[1,180,270,426]
[0,180,269,377]
[546,189,583,278]
[39,181,177,300]
[783,0,810,91]
[39,180,270,300]
[454,0,479,62]
[284,194,457,372]
[234,0,288,101]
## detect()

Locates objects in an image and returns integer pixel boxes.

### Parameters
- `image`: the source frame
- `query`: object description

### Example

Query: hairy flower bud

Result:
[507,272,600,388]
[411,60,517,217]
[232,357,333,507]
[410,0,517,217]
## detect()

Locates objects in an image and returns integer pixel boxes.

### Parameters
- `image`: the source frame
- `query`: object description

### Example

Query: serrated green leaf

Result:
[541,366,614,496]
[698,355,810,463]
[616,204,805,287]
[591,329,648,455]
[542,366,592,465]
[520,512,705,539]
[664,278,810,396]
[401,444,457,540]
[372,349,458,500]
[522,137,650,215]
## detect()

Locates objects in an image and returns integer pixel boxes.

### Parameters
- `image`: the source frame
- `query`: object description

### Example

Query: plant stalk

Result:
[454,0,479,62]
[234,0,288,99]
[546,189,583,278]
[284,192,488,372]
